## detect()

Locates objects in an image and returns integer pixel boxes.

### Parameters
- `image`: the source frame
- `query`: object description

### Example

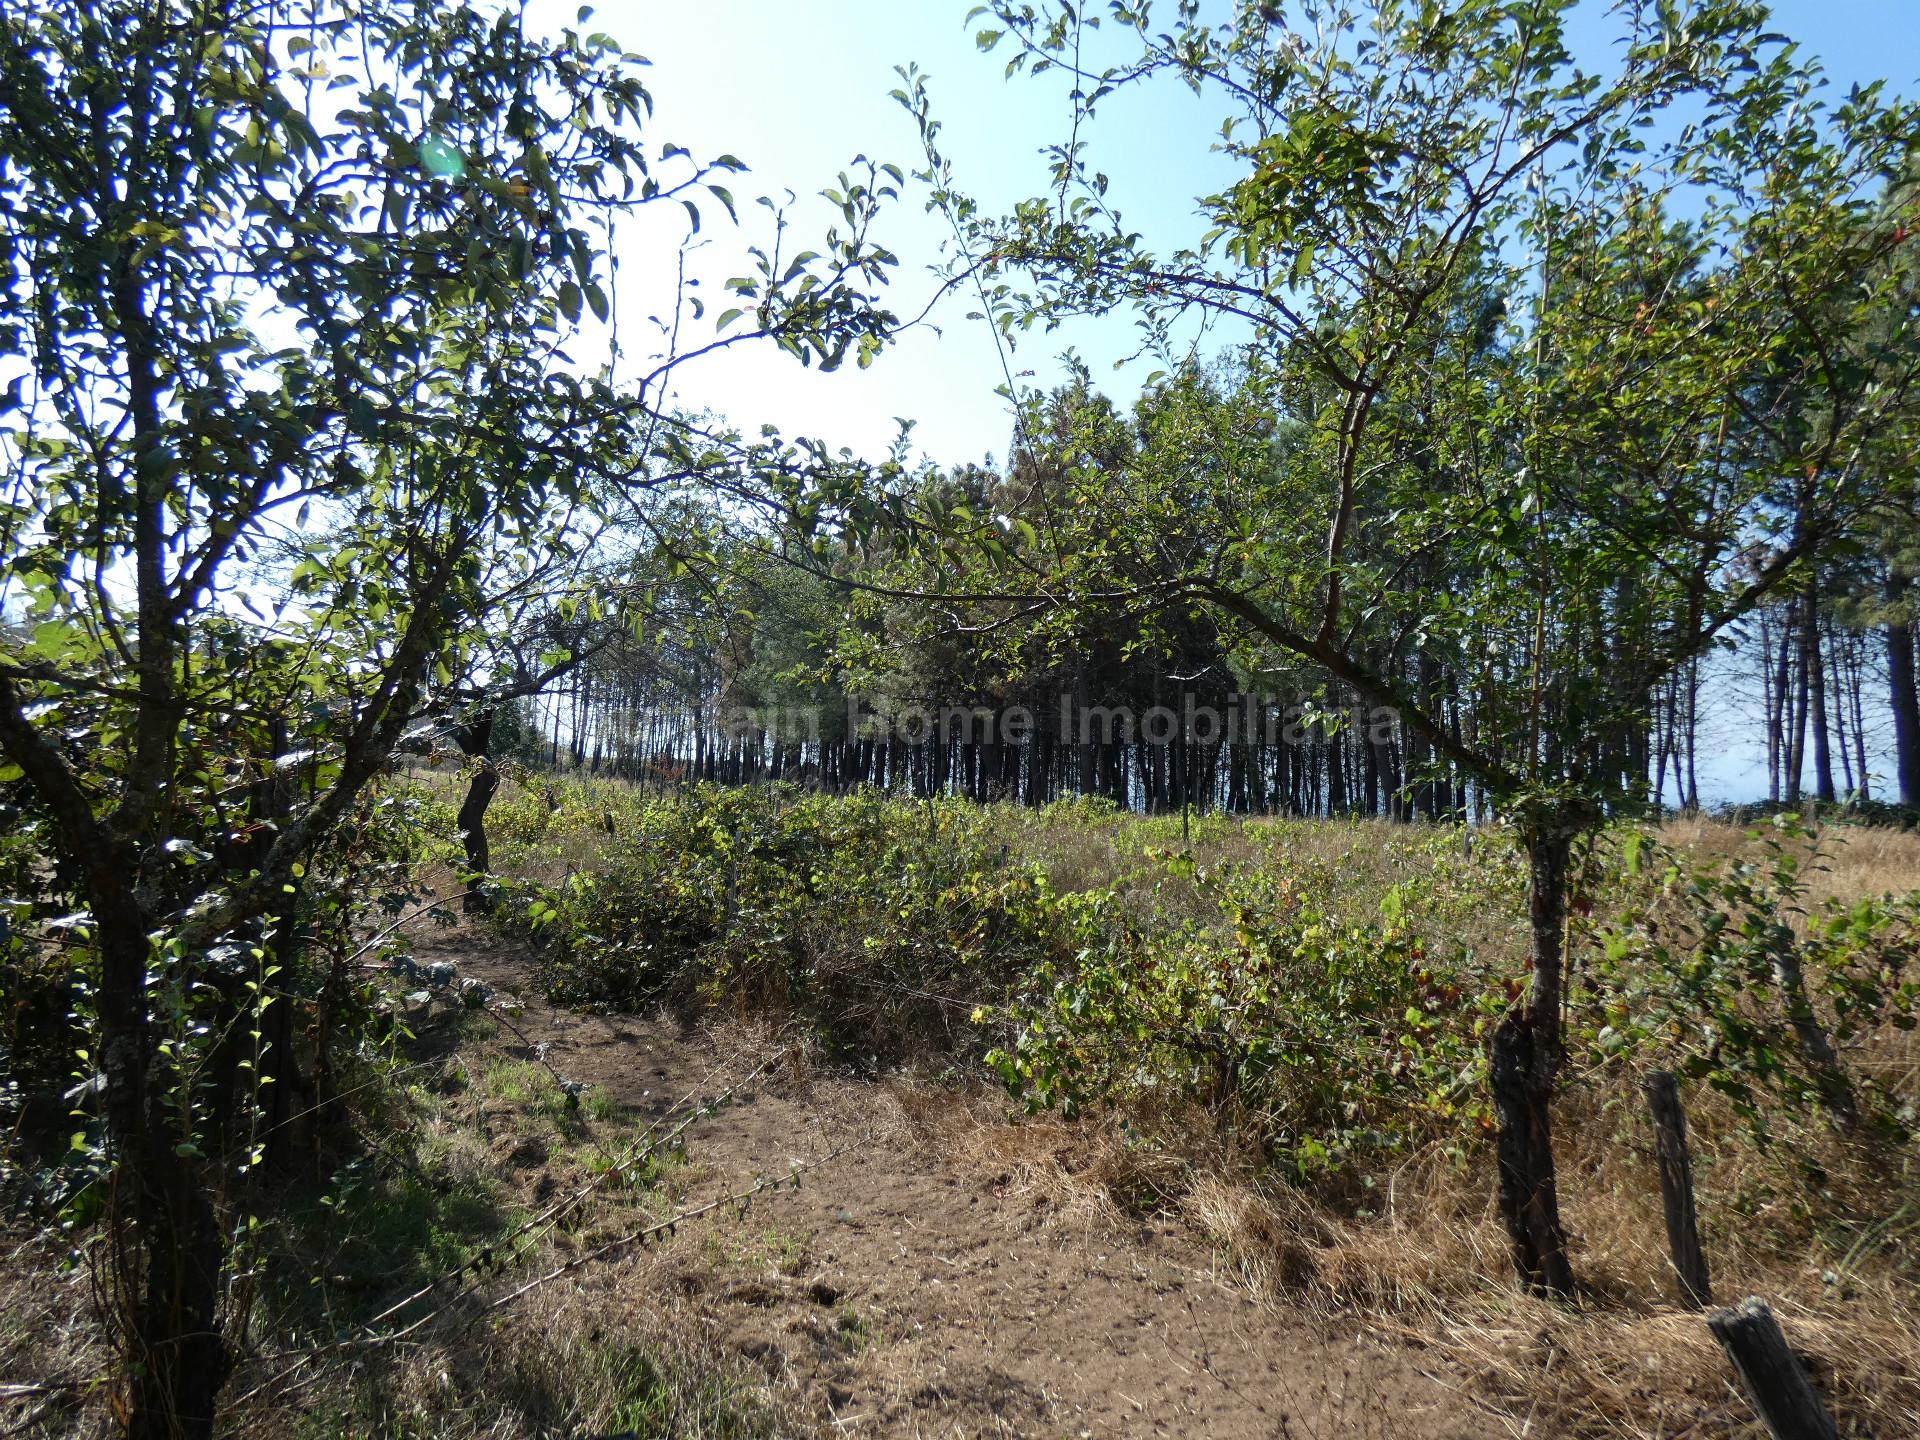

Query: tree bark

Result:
[84,899,232,1440]
[455,711,500,915]
[1683,657,1700,813]
[1489,827,1576,1298]
[1766,614,1781,806]
[1770,941,1859,1133]
[1887,570,1920,809]
[1842,634,1870,803]
[1804,585,1835,804]
[1785,599,1808,803]
[128,1164,229,1440]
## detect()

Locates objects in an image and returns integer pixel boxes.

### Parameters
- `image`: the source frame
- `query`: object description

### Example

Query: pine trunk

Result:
[1888,571,1920,809]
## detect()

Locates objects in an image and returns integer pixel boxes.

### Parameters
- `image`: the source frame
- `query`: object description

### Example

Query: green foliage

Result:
[1580,818,1920,1138]
[505,786,1526,1188]
[988,838,1507,1185]
[501,786,1061,1060]
[0,0,904,1418]
[894,0,1920,827]
[298,1162,508,1321]
[305,1333,796,1440]
[508,785,1920,1204]
[881,0,1920,1290]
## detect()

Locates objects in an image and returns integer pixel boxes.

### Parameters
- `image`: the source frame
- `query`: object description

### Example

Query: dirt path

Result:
[421,929,1483,1440]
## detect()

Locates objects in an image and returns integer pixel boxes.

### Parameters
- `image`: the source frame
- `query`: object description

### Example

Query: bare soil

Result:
[425,928,1485,1440]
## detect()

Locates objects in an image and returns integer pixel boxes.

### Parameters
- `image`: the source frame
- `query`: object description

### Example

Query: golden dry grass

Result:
[440,796,1919,1439]
[975,1067,1920,1438]
[1656,814,1920,908]
[0,1233,110,1436]
[886,810,1920,1438]
[226,1277,813,1440]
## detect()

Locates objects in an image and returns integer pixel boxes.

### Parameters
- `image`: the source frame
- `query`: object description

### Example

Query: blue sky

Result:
[520,1,1920,801]
[525,0,1253,460]
[527,0,1920,467]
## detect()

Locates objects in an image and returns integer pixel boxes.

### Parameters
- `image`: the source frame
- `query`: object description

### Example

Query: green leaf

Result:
[418,134,465,179]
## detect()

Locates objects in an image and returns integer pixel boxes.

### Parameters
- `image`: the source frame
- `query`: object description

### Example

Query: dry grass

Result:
[221,1013,813,1440]
[894,1082,1207,1226]
[884,812,1920,1438]
[968,1062,1920,1438]
[0,1232,111,1437]
[21,791,1904,1438]
[1656,814,1920,908]
[231,1276,812,1440]
[0,982,812,1440]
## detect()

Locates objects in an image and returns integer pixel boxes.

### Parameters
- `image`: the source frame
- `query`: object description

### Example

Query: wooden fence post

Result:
[1644,1069,1711,1308]
[1706,1297,1838,1440]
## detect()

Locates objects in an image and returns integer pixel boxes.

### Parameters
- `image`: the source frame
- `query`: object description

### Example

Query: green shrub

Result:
[987,847,1503,1187]
[501,786,1064,1061]
[484,787,1920,1205]
[1578,817,1920,1139]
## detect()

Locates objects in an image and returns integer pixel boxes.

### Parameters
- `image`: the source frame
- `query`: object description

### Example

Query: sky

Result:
[523,0,1920,469]
[522,0,1248,463]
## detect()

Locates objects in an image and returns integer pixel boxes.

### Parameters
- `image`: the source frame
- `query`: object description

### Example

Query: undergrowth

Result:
[453,775,1920,1436]
[244,1013,800,1440]
[1,984,802,1440]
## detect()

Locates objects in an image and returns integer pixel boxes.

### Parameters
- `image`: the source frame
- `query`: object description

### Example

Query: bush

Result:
[1578,817,1920,1140]
[987,847,1504,1189]
[500,786,1064,1062]
[485,787,1920,1210]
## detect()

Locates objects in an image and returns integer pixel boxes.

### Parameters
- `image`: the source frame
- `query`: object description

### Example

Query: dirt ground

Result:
[423,928,1488,1440]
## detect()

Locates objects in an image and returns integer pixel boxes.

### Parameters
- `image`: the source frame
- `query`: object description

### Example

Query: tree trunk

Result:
[1804,586,1835,804]
[1489,827,1576,1298]
[91,901,231,1440]
[455,711,500,914]
[1887,570,1920,809]
[129,1164,229,1440]
[1785,600,1808,803]
[1762,612,1783,802]
[1684,657,1700,812]
[1843,635,1870,804]
[1770,939,1859,1133]
[259,891,306,1179]
[1830,629,1855,799]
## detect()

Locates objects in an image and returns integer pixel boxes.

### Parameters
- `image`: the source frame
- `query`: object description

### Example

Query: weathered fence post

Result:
[1644,1069,1711,1308]
[1705,1297,1838,1440]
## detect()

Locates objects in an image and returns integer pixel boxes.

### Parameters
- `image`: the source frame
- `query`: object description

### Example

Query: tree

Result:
[1831,161,1920,808]
[890,0,1920,1293]
[0,1,896,1432]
